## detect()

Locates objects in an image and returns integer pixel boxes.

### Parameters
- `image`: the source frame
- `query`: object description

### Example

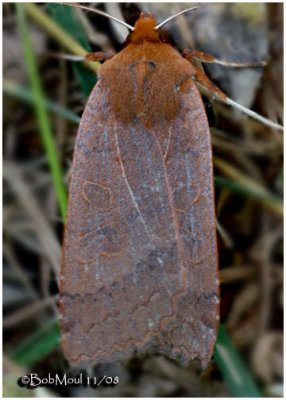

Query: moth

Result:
[60,4,281,368]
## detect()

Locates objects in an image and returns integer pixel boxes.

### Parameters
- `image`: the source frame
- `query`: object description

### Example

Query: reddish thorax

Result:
[129,12,160,43]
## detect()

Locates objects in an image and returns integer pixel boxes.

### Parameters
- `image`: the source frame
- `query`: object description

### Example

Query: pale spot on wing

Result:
[82,181,112,211]
[77,222,125,263]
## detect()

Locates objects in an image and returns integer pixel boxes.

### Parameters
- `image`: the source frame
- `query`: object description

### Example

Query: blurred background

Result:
[3,2,283,397]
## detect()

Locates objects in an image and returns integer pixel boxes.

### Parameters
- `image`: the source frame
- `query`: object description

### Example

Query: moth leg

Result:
[85,51,115,62]
[46,52,86,62]
[184,52,283,131]
[188,60,227,102]
[182,49,266,68]
[45,51,114,63]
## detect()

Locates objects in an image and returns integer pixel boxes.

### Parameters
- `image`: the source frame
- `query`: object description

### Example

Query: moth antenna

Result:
[155,6,200,30]
[62,2,134,31]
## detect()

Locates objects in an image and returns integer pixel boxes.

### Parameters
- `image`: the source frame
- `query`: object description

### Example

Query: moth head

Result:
[129,12,160,43]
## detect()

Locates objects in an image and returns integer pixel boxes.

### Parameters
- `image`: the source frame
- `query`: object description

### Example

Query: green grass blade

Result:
[10,320,60,365]
[46,3,96,96]
[214,157,283,216]
[16,3,67,220]
[214,324,261,397]
[215,176,282,205]
[3,79,80,124]
[24,3,99,75]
